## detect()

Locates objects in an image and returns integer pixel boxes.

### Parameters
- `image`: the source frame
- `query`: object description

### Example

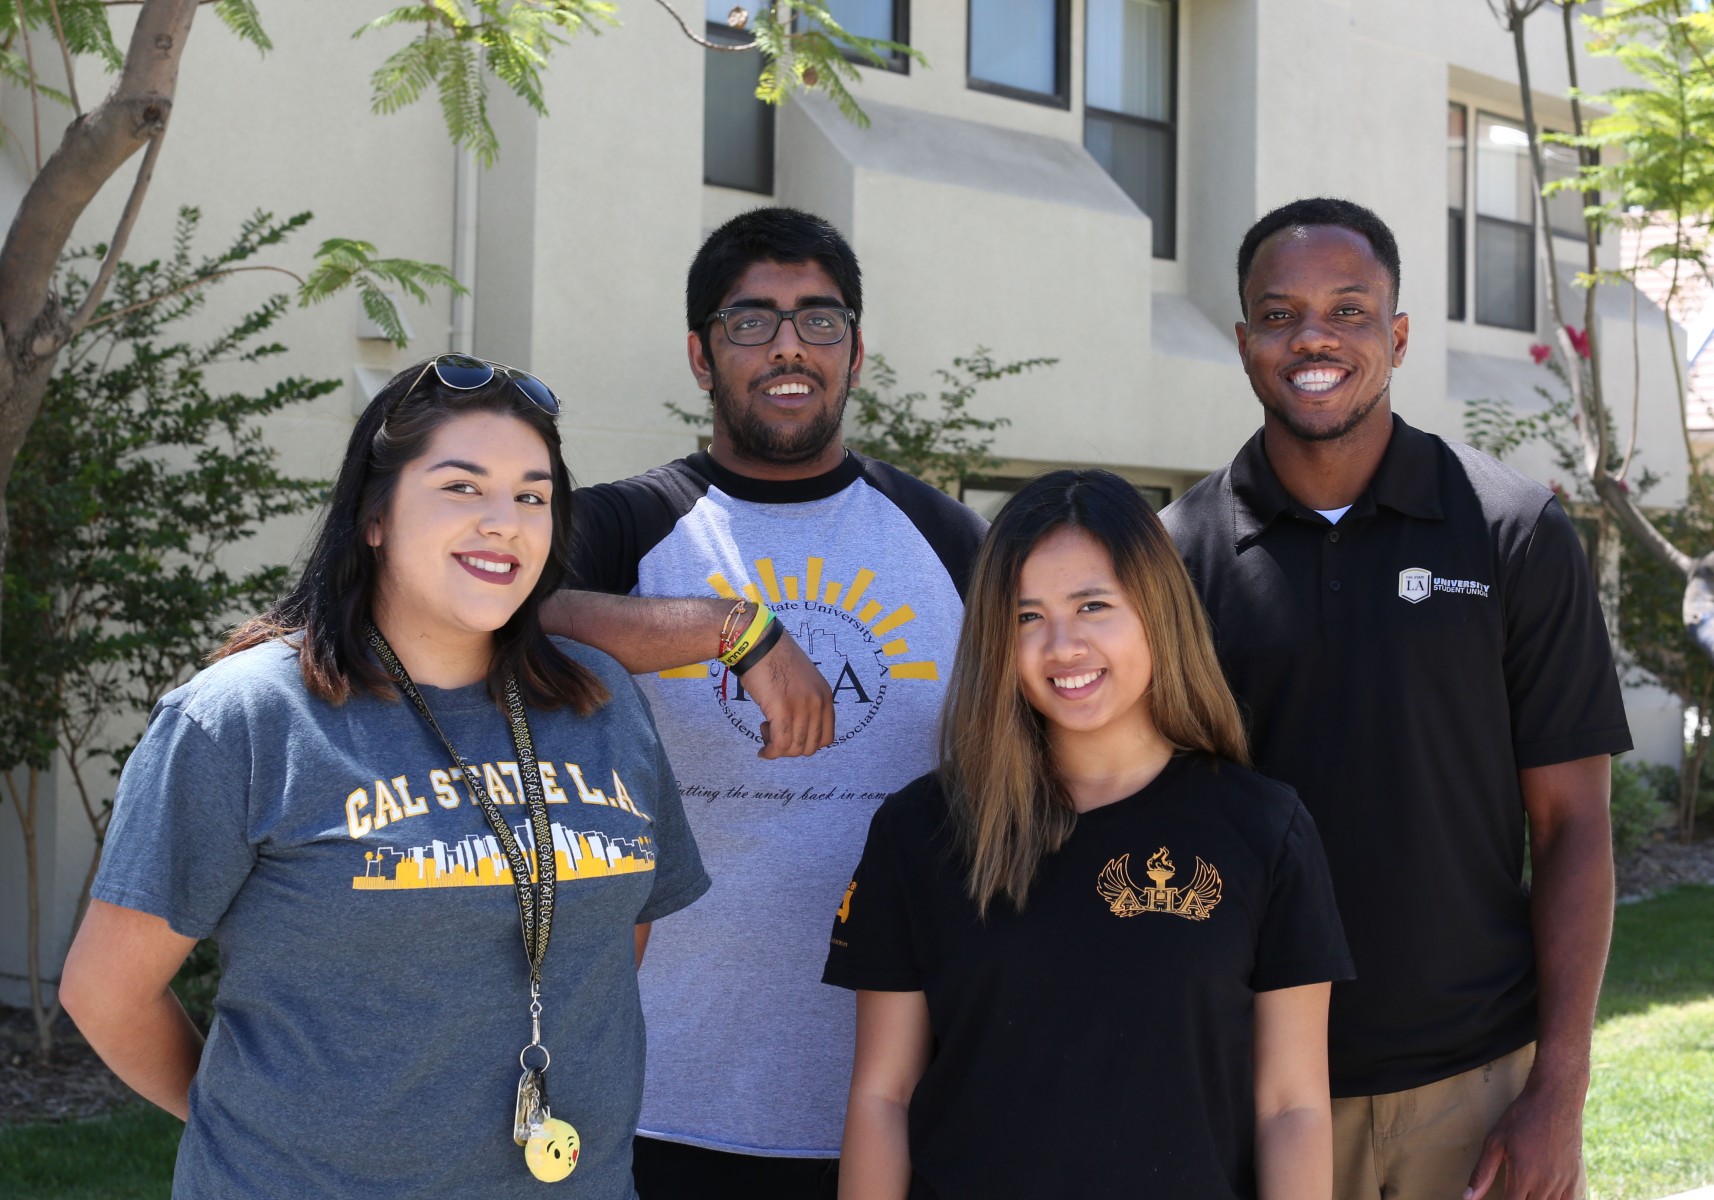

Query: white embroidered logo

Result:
[1399,567,1432,604]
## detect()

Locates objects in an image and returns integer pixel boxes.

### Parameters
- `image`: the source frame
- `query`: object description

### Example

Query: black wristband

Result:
[730,613,785,676]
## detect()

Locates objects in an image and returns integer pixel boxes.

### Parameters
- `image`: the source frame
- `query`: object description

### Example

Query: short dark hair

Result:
[1235,197,1401,313]
[685,207,863,334]
[217,361,607,716]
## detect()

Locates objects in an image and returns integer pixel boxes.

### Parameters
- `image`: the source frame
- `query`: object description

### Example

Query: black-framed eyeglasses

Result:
[390,353,560,420]
[705,307,855,347]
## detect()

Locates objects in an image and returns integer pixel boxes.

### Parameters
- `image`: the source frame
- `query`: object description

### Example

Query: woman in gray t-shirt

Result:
[61,358,709,1199]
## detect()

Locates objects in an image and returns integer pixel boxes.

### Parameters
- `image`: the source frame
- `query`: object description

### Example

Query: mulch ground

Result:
[0,1007,141,1126]
[5,833,1712,1127]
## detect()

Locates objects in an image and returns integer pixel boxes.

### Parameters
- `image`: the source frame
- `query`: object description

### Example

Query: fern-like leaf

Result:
[212,0,271,53]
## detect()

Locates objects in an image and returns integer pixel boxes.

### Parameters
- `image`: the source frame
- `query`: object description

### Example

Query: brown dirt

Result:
[0,1007,141,1126]
[1615,829,1714,903]
[2,836,1710,1127]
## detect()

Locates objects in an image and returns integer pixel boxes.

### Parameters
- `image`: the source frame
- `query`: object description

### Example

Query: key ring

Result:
[521,1042,551,1071]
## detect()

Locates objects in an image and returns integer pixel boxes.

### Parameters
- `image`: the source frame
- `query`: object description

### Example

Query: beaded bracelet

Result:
[717,599,751,659]
[730,613,785,676]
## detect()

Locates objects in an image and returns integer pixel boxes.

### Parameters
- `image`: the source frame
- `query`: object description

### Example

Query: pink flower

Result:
[1565,325,1591,359]
[1530,344,1552,365]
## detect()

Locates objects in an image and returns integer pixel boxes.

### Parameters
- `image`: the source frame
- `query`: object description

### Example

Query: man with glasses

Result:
[547,207,984,1198]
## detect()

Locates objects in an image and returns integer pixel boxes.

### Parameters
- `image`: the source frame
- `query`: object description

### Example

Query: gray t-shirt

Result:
[572,451,985,1155]
[92,637,709,1199]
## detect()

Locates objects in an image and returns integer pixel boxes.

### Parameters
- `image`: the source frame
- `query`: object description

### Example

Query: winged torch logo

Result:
[1096,846,1222,921]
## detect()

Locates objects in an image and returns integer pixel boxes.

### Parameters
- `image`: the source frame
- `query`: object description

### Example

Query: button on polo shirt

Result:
[1163,416,1632,1097]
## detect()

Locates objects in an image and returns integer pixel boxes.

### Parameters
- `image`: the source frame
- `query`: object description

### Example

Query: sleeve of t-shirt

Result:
[631,683,711,924]
[1250,801,1355,993]
[1502,497,1633,768]
[567,482,643,595]
[91,703,257,940]
[821,800,923,992]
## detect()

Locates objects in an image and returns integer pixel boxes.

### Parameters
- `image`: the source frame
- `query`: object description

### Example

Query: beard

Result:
[709,360,851,466]
[1261,370,1391,443]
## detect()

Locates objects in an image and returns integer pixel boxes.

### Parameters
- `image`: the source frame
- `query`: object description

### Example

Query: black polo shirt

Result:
[1161,415,1632,1098]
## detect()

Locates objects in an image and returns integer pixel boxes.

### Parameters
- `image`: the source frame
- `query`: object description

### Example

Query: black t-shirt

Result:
[1162,417,1633,1096]
[823,755,1353,1200]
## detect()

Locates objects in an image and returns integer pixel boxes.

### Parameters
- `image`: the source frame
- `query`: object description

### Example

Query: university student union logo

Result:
[1399,567,1432,604]
[1096,847,1222,921]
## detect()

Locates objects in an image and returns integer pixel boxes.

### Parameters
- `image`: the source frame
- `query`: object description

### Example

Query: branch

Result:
[81,263,306,330]
[68,127,163,334]
[17,0,43,173]
[649,0,757,51]
[44,0,83,114]
[0,0,199,356]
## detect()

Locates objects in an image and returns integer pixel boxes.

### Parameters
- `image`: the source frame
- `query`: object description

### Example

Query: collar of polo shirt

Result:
[1228,415,1447,550]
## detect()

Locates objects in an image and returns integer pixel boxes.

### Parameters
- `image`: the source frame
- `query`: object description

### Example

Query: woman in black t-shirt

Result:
[824,470,1352,1200]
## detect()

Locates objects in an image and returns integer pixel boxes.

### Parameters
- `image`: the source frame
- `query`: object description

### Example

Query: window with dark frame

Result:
[968,0,1070,106]
[1448,102,1467,322]
[703,3,774,194]
[1084,0,1177,260]
[817,0,910,72]
[1473,110,1536,332]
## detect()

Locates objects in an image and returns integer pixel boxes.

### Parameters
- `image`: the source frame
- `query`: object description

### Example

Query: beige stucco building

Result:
[0,0,1695,1005]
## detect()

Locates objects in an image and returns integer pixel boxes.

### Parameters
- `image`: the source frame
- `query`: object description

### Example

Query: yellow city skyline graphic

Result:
[352,819,655,891]
[656,552,939,682]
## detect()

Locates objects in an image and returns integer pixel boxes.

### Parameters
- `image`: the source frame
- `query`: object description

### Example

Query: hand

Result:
[740,629,835,759]
[1464,1076,1586,1200]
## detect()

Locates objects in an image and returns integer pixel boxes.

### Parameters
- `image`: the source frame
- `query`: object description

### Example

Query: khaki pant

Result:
[1332,1043,1587,1200]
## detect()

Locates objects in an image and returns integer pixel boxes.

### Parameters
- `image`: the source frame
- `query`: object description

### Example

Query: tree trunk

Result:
[1684,681,1713,845]
[3,765,55,1057]
[0,0,199,653]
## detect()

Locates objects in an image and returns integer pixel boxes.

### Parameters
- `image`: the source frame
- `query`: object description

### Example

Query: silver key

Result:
[514,1067,545,1146]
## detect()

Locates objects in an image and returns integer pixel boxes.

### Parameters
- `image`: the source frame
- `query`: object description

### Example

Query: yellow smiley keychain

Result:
[525,1117,581,1183]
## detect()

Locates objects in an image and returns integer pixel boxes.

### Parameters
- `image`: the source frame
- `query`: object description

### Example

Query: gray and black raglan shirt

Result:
[570,450,985,1156]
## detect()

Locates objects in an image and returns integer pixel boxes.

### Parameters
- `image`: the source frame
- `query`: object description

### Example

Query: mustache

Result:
[1283,355,1351,372]
[751,363,827,390]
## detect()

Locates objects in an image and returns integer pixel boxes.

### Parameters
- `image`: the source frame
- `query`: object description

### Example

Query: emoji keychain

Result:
[525,1117,581,1182]
[515,989,579,1183]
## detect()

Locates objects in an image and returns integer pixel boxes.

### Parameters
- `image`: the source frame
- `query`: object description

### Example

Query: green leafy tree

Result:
[1464,355,1714,846]
[1485,0,1714,670]
[0,208,333,1057]
[667,348,1055,489]
[0,0,918,653]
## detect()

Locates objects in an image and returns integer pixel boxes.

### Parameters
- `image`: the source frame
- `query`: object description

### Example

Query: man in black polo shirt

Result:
[1162,197,1631,1200]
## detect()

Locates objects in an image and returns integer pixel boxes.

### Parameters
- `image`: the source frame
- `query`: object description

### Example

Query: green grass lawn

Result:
[0,1103,179,1200]
[2,886,1710,1199]
[1586,884,1714,1200]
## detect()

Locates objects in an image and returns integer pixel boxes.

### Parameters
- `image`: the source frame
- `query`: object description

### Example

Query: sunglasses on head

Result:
[389,354,561,420]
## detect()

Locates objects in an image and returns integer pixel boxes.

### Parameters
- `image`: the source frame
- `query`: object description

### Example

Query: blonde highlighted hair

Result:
[940,469,1247,915]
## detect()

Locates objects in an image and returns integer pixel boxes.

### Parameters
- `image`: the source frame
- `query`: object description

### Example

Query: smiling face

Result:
[366,411,554,678]
[689,258,865,479]
[1236,224,1409,444]
[1015,526,1157,746]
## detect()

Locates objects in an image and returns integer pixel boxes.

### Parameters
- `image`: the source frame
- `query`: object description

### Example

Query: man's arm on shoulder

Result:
[542,590,834,759]
[1466,753,1612,1200]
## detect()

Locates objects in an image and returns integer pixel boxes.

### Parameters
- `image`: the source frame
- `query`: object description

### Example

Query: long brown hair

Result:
[217,360,608,715]
[940,469,1247,915]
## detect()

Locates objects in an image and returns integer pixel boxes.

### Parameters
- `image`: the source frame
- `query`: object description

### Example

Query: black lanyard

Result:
[366,624,556,983]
